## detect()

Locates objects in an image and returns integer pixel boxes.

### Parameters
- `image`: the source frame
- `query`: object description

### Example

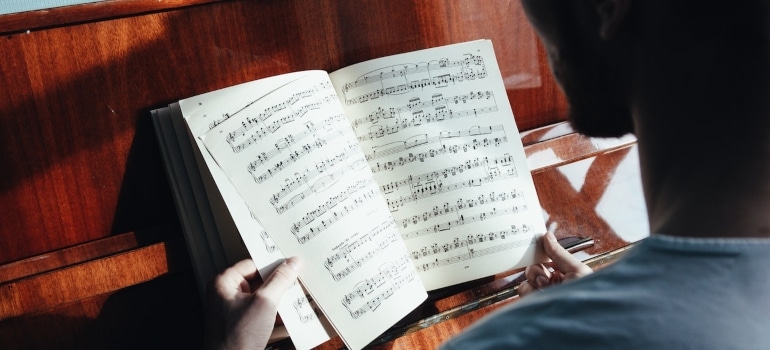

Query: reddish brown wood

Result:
[0,271,204,349]
[0,240,177,320]
[0,0,567,267]
[0,0,225,34]
[0,232,139,284]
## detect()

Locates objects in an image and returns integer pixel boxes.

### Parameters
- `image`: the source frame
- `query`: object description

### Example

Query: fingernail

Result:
[536,276,548,288]
[286,257,301,271]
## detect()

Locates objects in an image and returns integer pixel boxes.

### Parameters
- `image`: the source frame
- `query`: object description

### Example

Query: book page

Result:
[194,71,427,350]
[329,40,547,291]
[178,73,334,350]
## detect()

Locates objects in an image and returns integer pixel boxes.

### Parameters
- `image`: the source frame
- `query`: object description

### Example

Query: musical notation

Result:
[290,188,377,244]
[293,295,319,324]
[259,230,276,253]
[340,254,414,319]
[351,90,496,131]
[217,80,336,153]
[398,190,523,230]
[380,153,515,193]
[415,232,536,272]
[384,170,520,212]
[286,178,377,242]
[356,105,499,143]
[245,113,346,175]
[401,204,528,240]
[323,219,399,281]
[206,79,334,130]
[267,144,363,204]
[342,53,487,105]
[365,124,507,162]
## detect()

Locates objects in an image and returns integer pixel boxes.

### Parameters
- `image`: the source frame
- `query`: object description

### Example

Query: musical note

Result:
[220,80,338,153]
[286,178,377,241]
[365,124,506,161]
[259,230,276,253]
[351,91,497,134]
[340,254,415,319]
[415,234,536,272]
[323,219,400,281]
[400,203,527,240]
[293,295,320,324]
[267,145,363,205]
[383,170,521,212]
[245,113,346,172]
[342,53,487,105]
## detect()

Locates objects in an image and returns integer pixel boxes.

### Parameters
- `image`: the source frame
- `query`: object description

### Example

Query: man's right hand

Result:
[518,232,593,298]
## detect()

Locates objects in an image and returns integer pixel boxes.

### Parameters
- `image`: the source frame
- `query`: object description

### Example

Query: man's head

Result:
[522,0,770,238]
[520,0,769,139]
[521,0,636,138]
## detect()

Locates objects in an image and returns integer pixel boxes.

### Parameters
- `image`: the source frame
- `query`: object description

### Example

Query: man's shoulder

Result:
[442,236,770,349]
[441,275,638,349]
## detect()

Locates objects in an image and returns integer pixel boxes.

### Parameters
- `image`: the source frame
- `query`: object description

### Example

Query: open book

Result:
[152,39,546,350]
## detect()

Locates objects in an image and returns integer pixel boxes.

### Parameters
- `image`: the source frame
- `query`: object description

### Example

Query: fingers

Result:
[518,280,539,298]
[519,233,593,298]
[524,263,551,287]
[542,232,592,278]
[255,257,302,305]
[214,259,261,298]
[230,259,260,281]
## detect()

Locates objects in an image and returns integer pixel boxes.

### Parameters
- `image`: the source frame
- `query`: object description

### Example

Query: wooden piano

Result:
[0,1,647,348]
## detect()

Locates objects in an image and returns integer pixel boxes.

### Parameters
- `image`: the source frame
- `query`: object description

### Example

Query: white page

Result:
[179,72,334,350]
[329,40,547,290]
[196,71,427,350]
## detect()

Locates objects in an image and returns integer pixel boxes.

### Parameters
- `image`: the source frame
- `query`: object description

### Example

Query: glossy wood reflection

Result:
[0,1,635,349]
[0,0,566,266]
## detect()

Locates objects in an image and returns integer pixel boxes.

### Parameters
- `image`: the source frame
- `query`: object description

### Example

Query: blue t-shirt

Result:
[441,234,770,349]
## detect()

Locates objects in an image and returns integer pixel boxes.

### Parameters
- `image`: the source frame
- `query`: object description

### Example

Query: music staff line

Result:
[324,223,399,271]
[370,138,509,174]
[380,153,516,196]
[344,68,489,106]
[202,77,329,130]
[411,226,532,261]
[293,294,321,324]
[365,124,507,162]
[402,204,528,241]
[342,54,484,93]
[342,53,488,105]
[259,230,276,253]
[385,169,520,212]
[227,95,339,154]
[351,90,496,130]
[416,233,536,273]
[267,143,363,204]
[246,114,346,177]
[291,189,378,244]
[341,254,416,319]
[357,104,499,143]
[286,178,376,238]
[223,80,333,140]
[399,190,524,230]
[325,219,400,282]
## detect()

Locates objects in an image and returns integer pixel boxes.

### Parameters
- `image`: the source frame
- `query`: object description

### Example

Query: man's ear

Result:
[593,0,631,39]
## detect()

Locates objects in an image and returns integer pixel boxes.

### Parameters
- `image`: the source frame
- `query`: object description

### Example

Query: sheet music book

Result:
[151,39,546,350]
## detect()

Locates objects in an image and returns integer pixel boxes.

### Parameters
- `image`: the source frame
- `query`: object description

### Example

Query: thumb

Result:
[257,257,302,302]
[543,232,591,277]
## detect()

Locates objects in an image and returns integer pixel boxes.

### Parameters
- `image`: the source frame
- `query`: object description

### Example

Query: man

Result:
[207,0,770,348]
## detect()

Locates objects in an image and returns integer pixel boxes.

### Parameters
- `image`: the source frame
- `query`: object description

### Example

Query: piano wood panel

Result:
[0,0,565,266]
